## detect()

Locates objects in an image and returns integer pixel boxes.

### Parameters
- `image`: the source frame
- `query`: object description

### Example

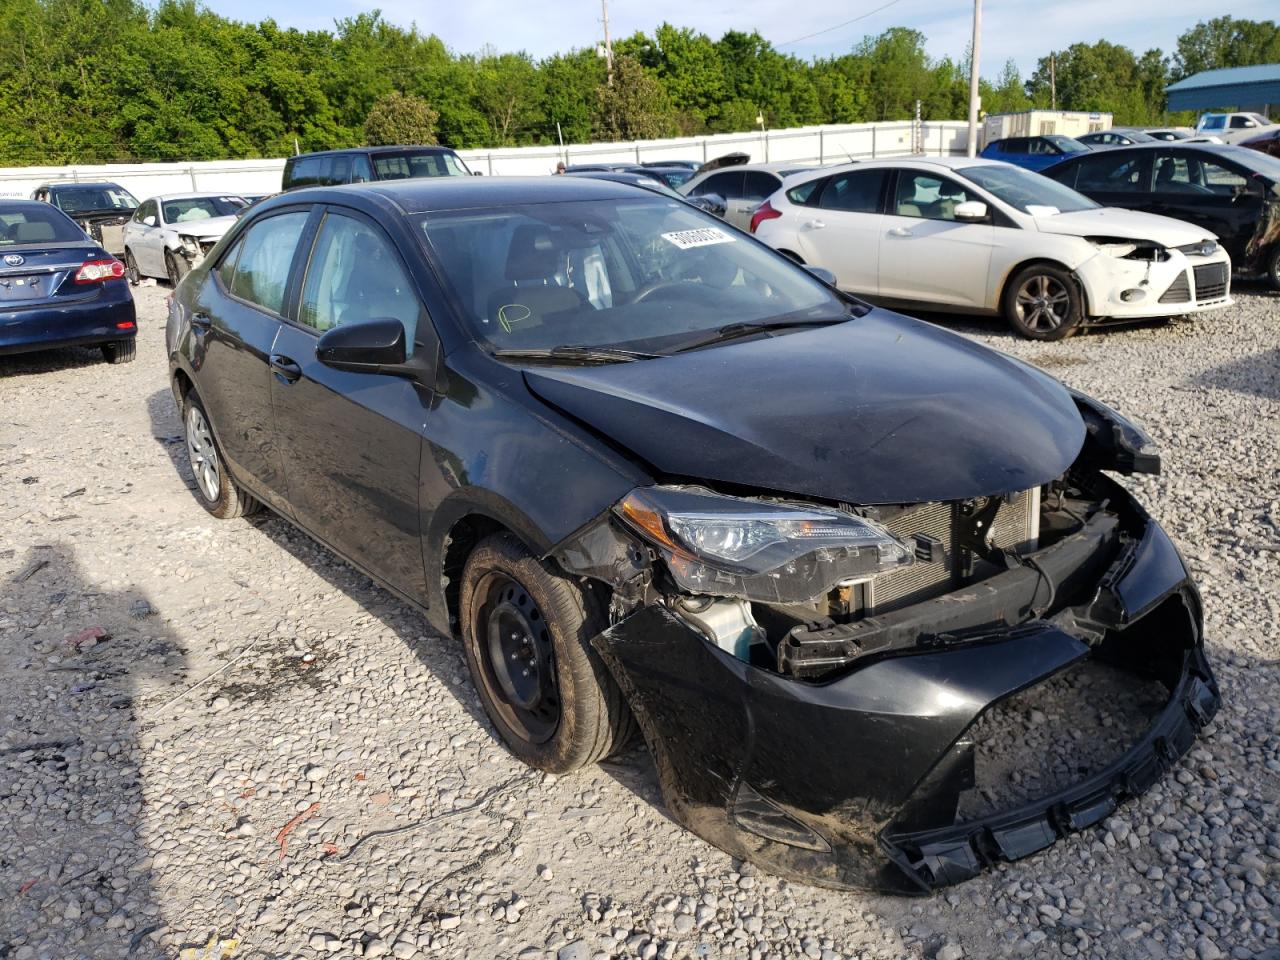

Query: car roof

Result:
[277,176,650,214]
[150,191,249,202]
[1046,142,1272,165]
[291,145,458,159]
[0,198,65,212]
[40,181,127,189]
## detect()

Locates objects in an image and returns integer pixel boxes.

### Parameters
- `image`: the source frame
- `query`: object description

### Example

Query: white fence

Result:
[0,120,970,200]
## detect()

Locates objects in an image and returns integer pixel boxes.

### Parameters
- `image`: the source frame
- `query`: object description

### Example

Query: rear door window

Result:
[227,211,310,315]
[1001,139,1028,154]
[742,172,781,202]
[287,156,324,188]
[691,171,744,199]
[817,169,887,213]
[786,178,825,206]
[1075,153,1147,191]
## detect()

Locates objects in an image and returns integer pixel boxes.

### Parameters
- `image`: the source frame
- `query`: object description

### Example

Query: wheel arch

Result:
[997,257,1093,318]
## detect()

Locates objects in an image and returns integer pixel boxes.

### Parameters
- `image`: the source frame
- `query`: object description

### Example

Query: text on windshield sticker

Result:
[661,228,736,249]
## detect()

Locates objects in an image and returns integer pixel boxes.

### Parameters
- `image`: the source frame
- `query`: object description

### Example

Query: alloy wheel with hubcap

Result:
[124,250,140,285]
[1004,264,1082,341]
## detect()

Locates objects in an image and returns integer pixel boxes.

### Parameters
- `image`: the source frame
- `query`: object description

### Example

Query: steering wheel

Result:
[631,280,691,304]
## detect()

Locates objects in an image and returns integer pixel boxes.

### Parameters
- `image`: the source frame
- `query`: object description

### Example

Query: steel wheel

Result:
[473,572,559,744]
[185,404,221,503]
[1014,274,1072,333]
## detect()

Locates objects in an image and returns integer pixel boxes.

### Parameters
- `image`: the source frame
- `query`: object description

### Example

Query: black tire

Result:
[124,249,140,285]
[1267,245,1280,292]
[459,533,635,773]
[779,250,805,264]
[1003,263,1084,341]
[102,340,136,364]
[165,249,189,288]
[181,392,259,520]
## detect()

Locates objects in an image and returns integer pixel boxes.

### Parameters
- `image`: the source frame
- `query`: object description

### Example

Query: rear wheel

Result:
[1266,245,1280,291]
[182,393,259,519]
[124,249,140,285]
[460,533,635,773]
[165,249,189,288]
[102,340,136,364]
[1003,264,1084,341]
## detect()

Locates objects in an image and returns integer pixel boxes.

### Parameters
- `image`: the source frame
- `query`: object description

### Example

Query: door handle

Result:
[269,354,302,383]
[191,312,212,330]
[804,220,826,230]
[889,226,913,237]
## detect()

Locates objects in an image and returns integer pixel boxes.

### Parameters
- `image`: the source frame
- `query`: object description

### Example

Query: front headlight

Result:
[616,486,913,604]
[178,235,199,256]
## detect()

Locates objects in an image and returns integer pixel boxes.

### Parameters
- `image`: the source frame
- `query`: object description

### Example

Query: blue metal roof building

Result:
[1166,65,1280,113]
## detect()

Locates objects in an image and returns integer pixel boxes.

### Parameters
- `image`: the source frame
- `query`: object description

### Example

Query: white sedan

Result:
[121,193,248,286]
[751,157,1233,339]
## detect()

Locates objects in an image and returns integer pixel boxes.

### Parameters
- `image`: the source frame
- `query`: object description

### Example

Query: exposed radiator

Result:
[868,488,1041,614]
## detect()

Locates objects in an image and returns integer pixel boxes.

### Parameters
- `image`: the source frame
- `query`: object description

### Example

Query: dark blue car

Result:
[0,200,136,363]
[980,135,1091,171]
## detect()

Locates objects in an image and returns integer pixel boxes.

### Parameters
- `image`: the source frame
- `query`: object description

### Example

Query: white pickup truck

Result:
[1196,112,1278,144]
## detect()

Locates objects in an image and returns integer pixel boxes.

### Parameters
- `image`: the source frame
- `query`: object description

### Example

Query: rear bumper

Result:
[0,285,136,357]
[591,485,1218,893]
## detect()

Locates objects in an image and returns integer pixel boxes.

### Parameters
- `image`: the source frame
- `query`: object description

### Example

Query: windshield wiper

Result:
[491,344,663,364]
[671,316,848,354]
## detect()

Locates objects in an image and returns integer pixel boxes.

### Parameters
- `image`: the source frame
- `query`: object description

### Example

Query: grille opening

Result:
[956,658,1169,821]
[1192,262,1228,301]
[1158,271,1191,303]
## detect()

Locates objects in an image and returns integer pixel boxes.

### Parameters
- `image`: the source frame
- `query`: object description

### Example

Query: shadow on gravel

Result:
[144,388,493,731]
[1191,346,1280,400]
[1,544,179,958]
[0,346,115,378]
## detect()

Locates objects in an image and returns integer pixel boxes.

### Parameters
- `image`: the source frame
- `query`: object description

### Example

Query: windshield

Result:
[0,206,88,245]
[162,196,246,224]
[1045,136,1089,154]
[50,185,137,213]
[959,164,1098,214]
[373,150,471,180]
[418,197,844,354]
[1199,115,1226,131]
[1124,131,1157,142]
[647,169,694,188]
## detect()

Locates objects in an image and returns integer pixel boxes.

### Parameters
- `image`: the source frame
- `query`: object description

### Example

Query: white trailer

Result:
[981,110,1113,148]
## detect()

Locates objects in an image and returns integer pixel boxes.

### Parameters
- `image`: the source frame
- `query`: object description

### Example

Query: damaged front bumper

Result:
[587,480,1219,893]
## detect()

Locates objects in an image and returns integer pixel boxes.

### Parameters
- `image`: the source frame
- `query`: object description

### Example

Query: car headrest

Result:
[505,226,563,281]
[14,221,56,243]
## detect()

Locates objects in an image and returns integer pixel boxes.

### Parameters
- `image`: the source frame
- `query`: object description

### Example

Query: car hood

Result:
[1032,208,1215,245]
[169,215,238,238]
[521,310,1085,505]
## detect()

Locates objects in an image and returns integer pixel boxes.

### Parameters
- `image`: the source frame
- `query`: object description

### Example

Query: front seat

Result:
[486,226,586,333]
[1155,158,1179,192]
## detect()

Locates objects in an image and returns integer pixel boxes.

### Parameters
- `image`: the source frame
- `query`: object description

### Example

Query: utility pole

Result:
[965,0,982,158]
[1050,53,1057,111]
[601,0,615,87]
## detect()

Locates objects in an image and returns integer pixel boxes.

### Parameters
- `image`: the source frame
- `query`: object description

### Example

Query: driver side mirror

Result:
[317,318,409,373]
[954,200,989,222]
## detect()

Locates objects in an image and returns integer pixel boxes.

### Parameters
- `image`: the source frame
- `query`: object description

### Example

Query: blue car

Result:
[0,200,136,363]
[980,135,1091,172]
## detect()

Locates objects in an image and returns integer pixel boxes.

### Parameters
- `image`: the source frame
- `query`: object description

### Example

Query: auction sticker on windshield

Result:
[662,227,736,249]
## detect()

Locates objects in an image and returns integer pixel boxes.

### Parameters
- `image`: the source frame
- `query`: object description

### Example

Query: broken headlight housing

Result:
[1085,236,1168,261]
[616,486,914,604]
[178,235,200,258]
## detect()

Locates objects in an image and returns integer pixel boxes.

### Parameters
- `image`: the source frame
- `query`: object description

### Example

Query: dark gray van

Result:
[281,146,473,190]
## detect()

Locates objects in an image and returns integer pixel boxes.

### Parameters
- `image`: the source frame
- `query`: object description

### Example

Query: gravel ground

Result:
[1,283,1277,960]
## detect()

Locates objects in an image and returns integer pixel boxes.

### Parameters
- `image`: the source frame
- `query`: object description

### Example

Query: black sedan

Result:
[166,177,1217,893]
[0,201,137,362]
[1044,143,1280,287]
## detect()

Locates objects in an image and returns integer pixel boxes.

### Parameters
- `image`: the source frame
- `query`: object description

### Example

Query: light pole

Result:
[966,0,982,157]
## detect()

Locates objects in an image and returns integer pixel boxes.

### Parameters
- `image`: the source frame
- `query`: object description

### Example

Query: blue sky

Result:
[210,0,1277,78]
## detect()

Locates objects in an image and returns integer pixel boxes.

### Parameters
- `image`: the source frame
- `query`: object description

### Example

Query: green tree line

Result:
[1,1,1276,165]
